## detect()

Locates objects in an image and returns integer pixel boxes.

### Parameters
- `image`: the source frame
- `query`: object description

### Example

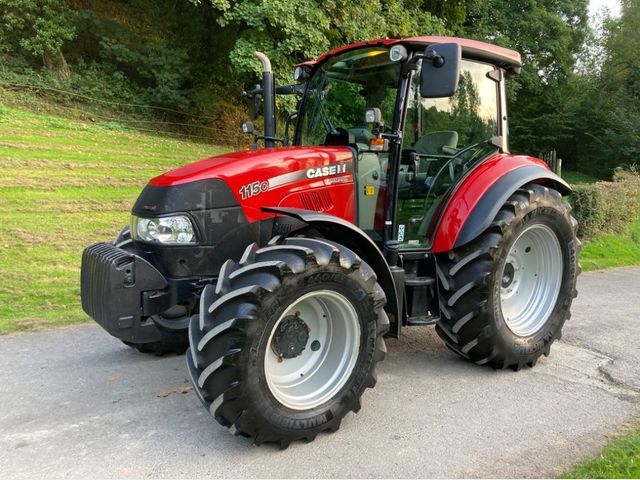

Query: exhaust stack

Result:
[255,52,276,147]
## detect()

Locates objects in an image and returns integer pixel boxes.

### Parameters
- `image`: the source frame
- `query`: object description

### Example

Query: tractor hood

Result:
[147,146,356,223]
[150,146,353,188]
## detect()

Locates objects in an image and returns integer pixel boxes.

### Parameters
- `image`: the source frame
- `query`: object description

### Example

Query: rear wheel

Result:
[187,237,388,447]
[435,184,580,370]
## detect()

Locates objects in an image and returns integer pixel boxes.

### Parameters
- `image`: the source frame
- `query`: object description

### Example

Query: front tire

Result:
[187,237,388,447]
[435,184,580,370]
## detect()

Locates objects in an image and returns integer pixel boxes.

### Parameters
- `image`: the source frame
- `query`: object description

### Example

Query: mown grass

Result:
[1,104,639,333]
[0,104,228,333]
[562,425,640,478]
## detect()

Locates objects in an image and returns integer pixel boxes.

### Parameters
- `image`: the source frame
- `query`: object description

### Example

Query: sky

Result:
[589,0,621,18]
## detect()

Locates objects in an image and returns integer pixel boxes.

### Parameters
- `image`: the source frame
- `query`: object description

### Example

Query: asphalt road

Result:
[1,267,639,479]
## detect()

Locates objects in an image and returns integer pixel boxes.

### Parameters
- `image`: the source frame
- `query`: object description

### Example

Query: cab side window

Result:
[396,60,500,247]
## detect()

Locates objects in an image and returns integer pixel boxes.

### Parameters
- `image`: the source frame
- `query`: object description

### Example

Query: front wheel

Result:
[187,237,388,448]
[435,184,580,370]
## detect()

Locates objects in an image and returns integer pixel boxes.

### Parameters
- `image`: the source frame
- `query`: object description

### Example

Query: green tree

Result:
[195,0,445,78]
[575,0,640,176]
[0,0,76,77]
[459,0,589,155]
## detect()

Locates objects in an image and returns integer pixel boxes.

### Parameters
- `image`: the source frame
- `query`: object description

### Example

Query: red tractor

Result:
[81,36,580,447]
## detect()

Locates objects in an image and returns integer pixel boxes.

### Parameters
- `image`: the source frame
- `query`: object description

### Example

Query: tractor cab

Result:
[251,37,522,251]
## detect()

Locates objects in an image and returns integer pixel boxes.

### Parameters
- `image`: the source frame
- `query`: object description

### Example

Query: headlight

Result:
[131,215,197,245]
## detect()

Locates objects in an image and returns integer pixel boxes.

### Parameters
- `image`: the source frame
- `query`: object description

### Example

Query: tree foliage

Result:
[196,0,445,77]
[547,0,640,177]
[4,0,637,180]
[0,0,76,74]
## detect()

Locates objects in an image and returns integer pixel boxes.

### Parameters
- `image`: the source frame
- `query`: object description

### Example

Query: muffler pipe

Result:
[255,51,276,147]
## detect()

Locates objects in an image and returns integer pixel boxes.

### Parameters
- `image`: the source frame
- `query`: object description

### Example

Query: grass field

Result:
[1,105,639,333]
[562,424,640,478]
[0,105,228,333]
[562,170,598,185]
[561,170,640,272]
[580,219,640,271]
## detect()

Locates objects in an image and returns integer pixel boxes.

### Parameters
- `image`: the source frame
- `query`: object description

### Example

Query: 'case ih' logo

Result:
[306,163,348,179]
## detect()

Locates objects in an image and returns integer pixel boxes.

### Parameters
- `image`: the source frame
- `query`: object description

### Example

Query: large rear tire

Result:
[435,184,580,370]
[187,237,388,447]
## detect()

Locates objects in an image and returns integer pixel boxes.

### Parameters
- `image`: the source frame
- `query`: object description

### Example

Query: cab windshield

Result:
[297,47,401,146]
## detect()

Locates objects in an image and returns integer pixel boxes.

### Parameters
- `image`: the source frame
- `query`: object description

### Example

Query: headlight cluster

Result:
[131,215,197,245]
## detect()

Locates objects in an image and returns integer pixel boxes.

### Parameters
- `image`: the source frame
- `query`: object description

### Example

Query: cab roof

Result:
[304,36,522,72]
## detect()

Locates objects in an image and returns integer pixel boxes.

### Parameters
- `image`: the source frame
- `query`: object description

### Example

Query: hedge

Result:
[570,168,640,240]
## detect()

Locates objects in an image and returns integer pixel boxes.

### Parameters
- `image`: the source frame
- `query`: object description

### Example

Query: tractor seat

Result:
[413,131,459,155]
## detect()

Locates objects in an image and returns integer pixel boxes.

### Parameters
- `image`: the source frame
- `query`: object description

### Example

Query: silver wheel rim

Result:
[500,223,563,337]
[264,290,361,410]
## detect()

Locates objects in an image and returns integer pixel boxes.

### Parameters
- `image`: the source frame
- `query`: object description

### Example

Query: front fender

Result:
[431,154,571,253]
[262,207,399,325]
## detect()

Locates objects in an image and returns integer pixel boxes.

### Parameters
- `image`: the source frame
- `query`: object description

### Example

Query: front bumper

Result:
[80,242,205,344]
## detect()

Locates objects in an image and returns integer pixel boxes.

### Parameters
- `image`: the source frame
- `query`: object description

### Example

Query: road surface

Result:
[1,267,638,478]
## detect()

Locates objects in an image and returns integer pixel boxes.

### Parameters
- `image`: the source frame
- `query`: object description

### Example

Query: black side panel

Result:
[133,179,238,214]
[135,220,261,277]
[130,179,257,276]
[262,207,399,322]
[454,165,571,249]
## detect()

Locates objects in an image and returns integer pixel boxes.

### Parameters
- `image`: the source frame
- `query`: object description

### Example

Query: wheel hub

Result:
[272,314,310,359]
[501,262,515,288]
[264,290,361,410]
[499,223,563,337]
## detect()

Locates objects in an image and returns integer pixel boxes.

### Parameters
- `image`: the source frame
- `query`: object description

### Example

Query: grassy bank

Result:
[0,105,228,333]
[562,424,640,478]
[1,106,639,334]
[579,219,640,271]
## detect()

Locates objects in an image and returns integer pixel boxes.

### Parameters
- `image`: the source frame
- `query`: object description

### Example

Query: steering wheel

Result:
[445,142,485,182]
[424,141,489,200]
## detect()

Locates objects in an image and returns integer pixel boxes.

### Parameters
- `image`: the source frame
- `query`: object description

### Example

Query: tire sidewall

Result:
[241,265,378,433]
[488,201,578,356]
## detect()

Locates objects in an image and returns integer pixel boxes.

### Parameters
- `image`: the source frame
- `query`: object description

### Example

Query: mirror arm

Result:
[380,130,403,143]
[284,111,298,147]
[425,49,445,67]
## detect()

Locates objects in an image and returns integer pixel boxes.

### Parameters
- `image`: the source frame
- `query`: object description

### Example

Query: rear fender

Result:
[431,154,571,253]
[262,207,399,326]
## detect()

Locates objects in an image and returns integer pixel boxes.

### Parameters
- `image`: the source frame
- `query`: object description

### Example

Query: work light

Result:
[389,45,408,62]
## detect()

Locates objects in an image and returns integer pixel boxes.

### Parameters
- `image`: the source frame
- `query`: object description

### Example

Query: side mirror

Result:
[244,83,262,120]
[420,43,461,98]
